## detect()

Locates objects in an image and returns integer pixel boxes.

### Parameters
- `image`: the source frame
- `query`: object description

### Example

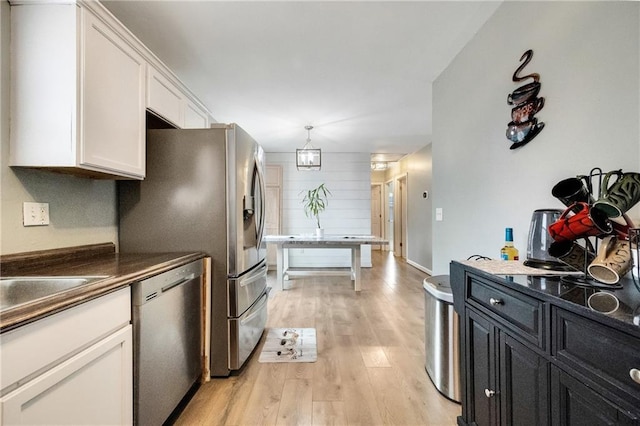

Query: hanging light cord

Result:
[304,125,314,148]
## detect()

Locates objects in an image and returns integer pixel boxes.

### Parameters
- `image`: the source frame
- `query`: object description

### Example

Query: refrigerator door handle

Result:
[254,158,266,248]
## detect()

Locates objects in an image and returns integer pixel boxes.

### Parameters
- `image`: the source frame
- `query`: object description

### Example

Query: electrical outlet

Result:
[23,202,50,226]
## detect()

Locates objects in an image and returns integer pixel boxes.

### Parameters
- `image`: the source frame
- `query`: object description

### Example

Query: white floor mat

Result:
[258,327,317,363]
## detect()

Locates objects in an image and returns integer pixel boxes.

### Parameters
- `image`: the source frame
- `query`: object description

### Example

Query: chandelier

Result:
[296,125,321,171]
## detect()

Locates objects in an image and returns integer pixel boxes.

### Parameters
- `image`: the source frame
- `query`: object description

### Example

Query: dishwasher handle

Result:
[161,274,197,293]
[132,260,204,306]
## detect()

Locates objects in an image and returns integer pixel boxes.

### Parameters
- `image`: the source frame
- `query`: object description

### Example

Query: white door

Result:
[400,175,408,259]
[385,180,394,252]
[265,165,282,267]
[371,184,383,250]
[394,174,408,258]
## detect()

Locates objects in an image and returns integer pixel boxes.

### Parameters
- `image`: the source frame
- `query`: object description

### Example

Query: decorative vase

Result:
[316,228,324,238]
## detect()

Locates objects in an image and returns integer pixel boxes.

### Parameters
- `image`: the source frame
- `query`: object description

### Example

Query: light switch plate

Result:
[436,208,443,222]
[23,202,50,226]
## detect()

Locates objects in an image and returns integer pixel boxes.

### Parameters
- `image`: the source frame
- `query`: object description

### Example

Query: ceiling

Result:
[103,1,501,157]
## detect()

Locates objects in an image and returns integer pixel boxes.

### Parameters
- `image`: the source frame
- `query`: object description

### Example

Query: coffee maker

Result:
[523,209,573,270]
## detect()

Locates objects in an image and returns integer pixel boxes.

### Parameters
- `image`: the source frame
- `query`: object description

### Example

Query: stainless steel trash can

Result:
[424,275,460,403]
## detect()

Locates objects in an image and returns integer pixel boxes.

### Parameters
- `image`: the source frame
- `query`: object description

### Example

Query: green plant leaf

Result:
[300,183,331,228]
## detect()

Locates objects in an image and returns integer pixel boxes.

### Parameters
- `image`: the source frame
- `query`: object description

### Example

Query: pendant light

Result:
[370,162,388,171]
[296,125,321,171]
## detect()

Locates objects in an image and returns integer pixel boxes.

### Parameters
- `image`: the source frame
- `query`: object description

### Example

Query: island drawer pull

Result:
[631,368,640,384]
[490,297,504,306]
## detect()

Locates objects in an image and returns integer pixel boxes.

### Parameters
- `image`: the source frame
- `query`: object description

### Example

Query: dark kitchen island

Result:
[450,260,640,426]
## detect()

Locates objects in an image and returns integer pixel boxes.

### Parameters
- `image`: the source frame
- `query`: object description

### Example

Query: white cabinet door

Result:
[147,67,184,128]
[183,100,209,129]
[81,9,146,179]
[10,3,146,179]
[1,325,133,425]
[147,66,210,130]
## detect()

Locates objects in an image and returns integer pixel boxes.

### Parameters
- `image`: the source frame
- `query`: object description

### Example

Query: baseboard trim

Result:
[406,259,432,275]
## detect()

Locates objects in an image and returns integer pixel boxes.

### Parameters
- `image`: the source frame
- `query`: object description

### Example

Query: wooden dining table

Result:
[263,235,389,291]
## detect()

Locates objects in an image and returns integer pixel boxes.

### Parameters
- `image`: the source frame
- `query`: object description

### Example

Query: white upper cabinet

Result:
[183,99,210,129]
[81,10,146,178]
[10,1,213,179]
[147,66,210,129]
[10,3,146,179]
[147,66,183,128]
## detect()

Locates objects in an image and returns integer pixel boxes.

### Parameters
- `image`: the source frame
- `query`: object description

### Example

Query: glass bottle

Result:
[500,227,519,260]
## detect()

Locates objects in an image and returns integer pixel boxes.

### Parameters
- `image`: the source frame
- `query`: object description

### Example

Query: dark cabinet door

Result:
[500,333,549,426]
[551,366,639,426]
[466,309,498,426]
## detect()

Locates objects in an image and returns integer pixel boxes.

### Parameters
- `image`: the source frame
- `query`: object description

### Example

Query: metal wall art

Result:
[506,49,545,149]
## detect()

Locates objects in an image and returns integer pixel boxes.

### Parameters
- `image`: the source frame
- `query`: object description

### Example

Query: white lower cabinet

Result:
[0,288,133,425]
[1,326,132,425]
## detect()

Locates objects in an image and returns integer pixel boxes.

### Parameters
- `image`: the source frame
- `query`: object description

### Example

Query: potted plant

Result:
[301,183,331,237]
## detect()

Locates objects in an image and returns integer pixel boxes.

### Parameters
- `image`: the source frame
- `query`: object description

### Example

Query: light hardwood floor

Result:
[175,251,461,425]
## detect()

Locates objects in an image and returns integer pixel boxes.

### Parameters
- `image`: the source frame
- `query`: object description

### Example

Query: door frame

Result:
[384,178,395,252]
[264,165,282,267]
[394,173,408,259]
[370,183,384,250]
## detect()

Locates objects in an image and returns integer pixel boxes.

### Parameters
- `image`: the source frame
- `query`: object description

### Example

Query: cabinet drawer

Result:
[553,307,640,405]
[0,288,131,392]
[467,275,543,345]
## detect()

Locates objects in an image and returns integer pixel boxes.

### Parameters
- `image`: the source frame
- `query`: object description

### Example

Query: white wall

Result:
[265,152,372,267]
[406,144,433,273]
[380,145,434,273]
[432,1,640,275]
[0,0,118,255]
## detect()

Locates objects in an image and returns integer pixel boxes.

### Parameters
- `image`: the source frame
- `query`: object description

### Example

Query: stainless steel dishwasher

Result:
[132,259,203,426]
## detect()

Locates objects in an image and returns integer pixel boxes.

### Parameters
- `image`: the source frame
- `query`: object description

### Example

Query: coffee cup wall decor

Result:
[506,49,545,149]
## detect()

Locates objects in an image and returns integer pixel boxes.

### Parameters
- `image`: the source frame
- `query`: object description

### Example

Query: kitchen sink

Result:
[0,276,108,311]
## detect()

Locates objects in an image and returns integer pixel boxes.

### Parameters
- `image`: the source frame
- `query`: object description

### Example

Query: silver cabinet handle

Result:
[490,298,504,306]
[484,389,496,398]
[631,368,640,384]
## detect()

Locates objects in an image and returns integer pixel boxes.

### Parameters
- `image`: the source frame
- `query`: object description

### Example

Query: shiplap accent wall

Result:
[265,152,372,267]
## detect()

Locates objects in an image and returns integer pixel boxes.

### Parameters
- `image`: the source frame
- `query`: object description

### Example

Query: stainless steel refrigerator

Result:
[118,122,268,378]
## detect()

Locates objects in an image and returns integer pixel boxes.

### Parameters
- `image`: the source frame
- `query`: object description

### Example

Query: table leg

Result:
[352,245,361,291]
[283,247,290,283]
[276,245,284,291]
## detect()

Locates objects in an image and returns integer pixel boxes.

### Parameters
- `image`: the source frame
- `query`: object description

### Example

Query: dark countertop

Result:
[451,260,640,337]
[1,243,206,332]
